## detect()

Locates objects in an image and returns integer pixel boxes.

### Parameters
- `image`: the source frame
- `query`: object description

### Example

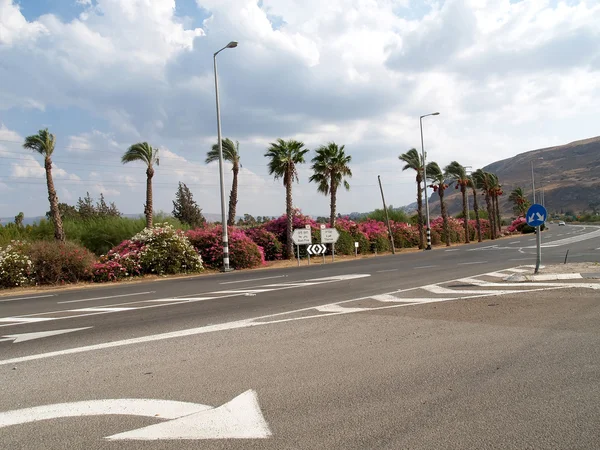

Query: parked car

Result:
[558,221,566,226]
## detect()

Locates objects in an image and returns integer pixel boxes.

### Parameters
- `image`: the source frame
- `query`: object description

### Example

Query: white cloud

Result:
[1,0,600,217]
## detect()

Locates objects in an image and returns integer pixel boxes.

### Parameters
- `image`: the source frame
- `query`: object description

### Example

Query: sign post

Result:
[526,203,547,274]
[292,227,312,266]
[321,228,340,262]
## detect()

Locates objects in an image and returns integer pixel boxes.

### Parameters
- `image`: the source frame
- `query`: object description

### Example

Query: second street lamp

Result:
[420,111,440,250]
[213,41,238,272]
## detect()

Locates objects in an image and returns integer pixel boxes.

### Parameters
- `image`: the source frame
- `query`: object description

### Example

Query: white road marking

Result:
[214,289,276,294]
[106,390,271,441]
[371,295,452,303]
[0,392,272,440]
[0,317,52,323]
[458,261,487,266]
[57,291,155,305]
[445,249,460,252]
[529,274,583,280]
[0,274,372,329]
[219,275,286,285]
[505,268,529,273]
[414,265,437,269]
[0,294,55,303]
[3,270,597,367]
[70,307,135,312]
[0,327,91,344]
[314,305,369,313]
[483,271,511,278]
[509,241,520,244]
[421,285,532,295]
[149,297,212,302]
[376,269,399,273]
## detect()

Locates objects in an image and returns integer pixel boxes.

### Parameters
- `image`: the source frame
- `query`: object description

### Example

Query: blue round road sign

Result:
[526,204,547,227]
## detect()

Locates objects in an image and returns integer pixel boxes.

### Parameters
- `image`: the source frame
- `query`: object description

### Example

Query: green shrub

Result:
[131,223,202,275]
[29,241,95,285]
[0,241,34,288]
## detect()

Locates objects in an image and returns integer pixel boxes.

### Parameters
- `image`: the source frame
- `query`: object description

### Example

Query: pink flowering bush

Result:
[94,223,203,281]
[245,227,283,261]
[507,217,527,233]
[186,226,265,270]
[264,209,318,256]
[390,222,420,248]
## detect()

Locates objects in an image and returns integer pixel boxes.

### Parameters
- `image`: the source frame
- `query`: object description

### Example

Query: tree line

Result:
[21,128,532,257]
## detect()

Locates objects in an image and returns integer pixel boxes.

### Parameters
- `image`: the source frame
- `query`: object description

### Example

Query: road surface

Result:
[1,224,599,449]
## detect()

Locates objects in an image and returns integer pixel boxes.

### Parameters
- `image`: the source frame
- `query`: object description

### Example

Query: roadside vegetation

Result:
[1,128,544,290]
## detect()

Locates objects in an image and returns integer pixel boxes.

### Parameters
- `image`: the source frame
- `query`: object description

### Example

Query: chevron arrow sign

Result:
[307,244,327,255]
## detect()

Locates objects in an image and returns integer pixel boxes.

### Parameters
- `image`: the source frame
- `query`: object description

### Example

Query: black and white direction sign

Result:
[321,228,340,244]
[292,228,311,245]
[0,390,271,441]
[307,244,327,255]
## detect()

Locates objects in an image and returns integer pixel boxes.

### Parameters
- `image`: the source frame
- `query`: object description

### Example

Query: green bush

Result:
[29,241,95,285]
[1,215,189,255]
[131,224,202,275]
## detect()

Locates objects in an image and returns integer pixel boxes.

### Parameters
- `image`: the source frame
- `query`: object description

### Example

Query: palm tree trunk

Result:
[416,174,424,249]
[285,170,294,259]
[495,193,502,234]
[45,157,65,242]
[145,167,154,228]
[329,181,337,228]
[472,188,482,242]
[228,165,239,226]
[485,192,495,240]
[461,185,469,243]
[440,188,450,247]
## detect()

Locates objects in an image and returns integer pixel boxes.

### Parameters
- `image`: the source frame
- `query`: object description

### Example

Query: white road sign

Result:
[320,228,340,244]
[0,390,271,441]
[292,228,311,245]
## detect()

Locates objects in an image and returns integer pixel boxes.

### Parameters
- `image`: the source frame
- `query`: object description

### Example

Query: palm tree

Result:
[473,169,496,240]
[445,161,470,244]
[23,128,65,241]
[426,162,451,247]
[399,148,425,249]
[467,175,483,242]
[265,139,309,258]
[489,173,502,234]
[509,187,530,217]
[206,138,241,226]
[309,142,352,228]
[121,142,159,228]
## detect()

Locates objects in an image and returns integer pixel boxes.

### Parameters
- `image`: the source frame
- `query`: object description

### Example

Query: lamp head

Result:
[227,41,238,48]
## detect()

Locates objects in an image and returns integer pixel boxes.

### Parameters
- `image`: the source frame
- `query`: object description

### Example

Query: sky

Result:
[1,0,599,219]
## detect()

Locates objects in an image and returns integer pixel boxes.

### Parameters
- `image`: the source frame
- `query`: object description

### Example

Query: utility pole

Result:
[378,175,396,255]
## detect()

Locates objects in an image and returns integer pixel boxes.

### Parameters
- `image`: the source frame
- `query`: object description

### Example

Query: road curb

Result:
[504,273,600,282]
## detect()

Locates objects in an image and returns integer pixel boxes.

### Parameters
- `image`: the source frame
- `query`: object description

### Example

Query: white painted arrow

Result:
[528,214,535,223]
[536,212,545,221]
[106,390,271,440]
[0,390,271,441]
[0,327,91,343]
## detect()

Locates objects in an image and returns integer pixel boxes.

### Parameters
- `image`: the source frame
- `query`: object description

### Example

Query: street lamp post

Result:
[213,41,238,272]
[420,112,440,250]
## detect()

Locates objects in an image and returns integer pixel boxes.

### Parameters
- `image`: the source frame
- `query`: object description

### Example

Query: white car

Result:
[558,221,566,226]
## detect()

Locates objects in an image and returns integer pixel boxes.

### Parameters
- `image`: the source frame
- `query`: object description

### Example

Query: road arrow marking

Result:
[0,390,271,441]
[106,390,271,440]
[0,327,91,343]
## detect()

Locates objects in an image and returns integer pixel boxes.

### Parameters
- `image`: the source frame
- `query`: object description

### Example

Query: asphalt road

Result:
[1,224,599,449]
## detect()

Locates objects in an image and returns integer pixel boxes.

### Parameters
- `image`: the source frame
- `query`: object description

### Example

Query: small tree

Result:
[172,182,205,228]
[77,192,96,219]
[14,212,24,227]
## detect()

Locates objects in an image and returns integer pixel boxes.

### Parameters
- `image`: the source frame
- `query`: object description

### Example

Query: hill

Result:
[427,136,600,217]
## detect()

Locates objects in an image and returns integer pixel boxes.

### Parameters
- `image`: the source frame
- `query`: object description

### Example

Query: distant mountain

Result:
[427,136,600,217]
